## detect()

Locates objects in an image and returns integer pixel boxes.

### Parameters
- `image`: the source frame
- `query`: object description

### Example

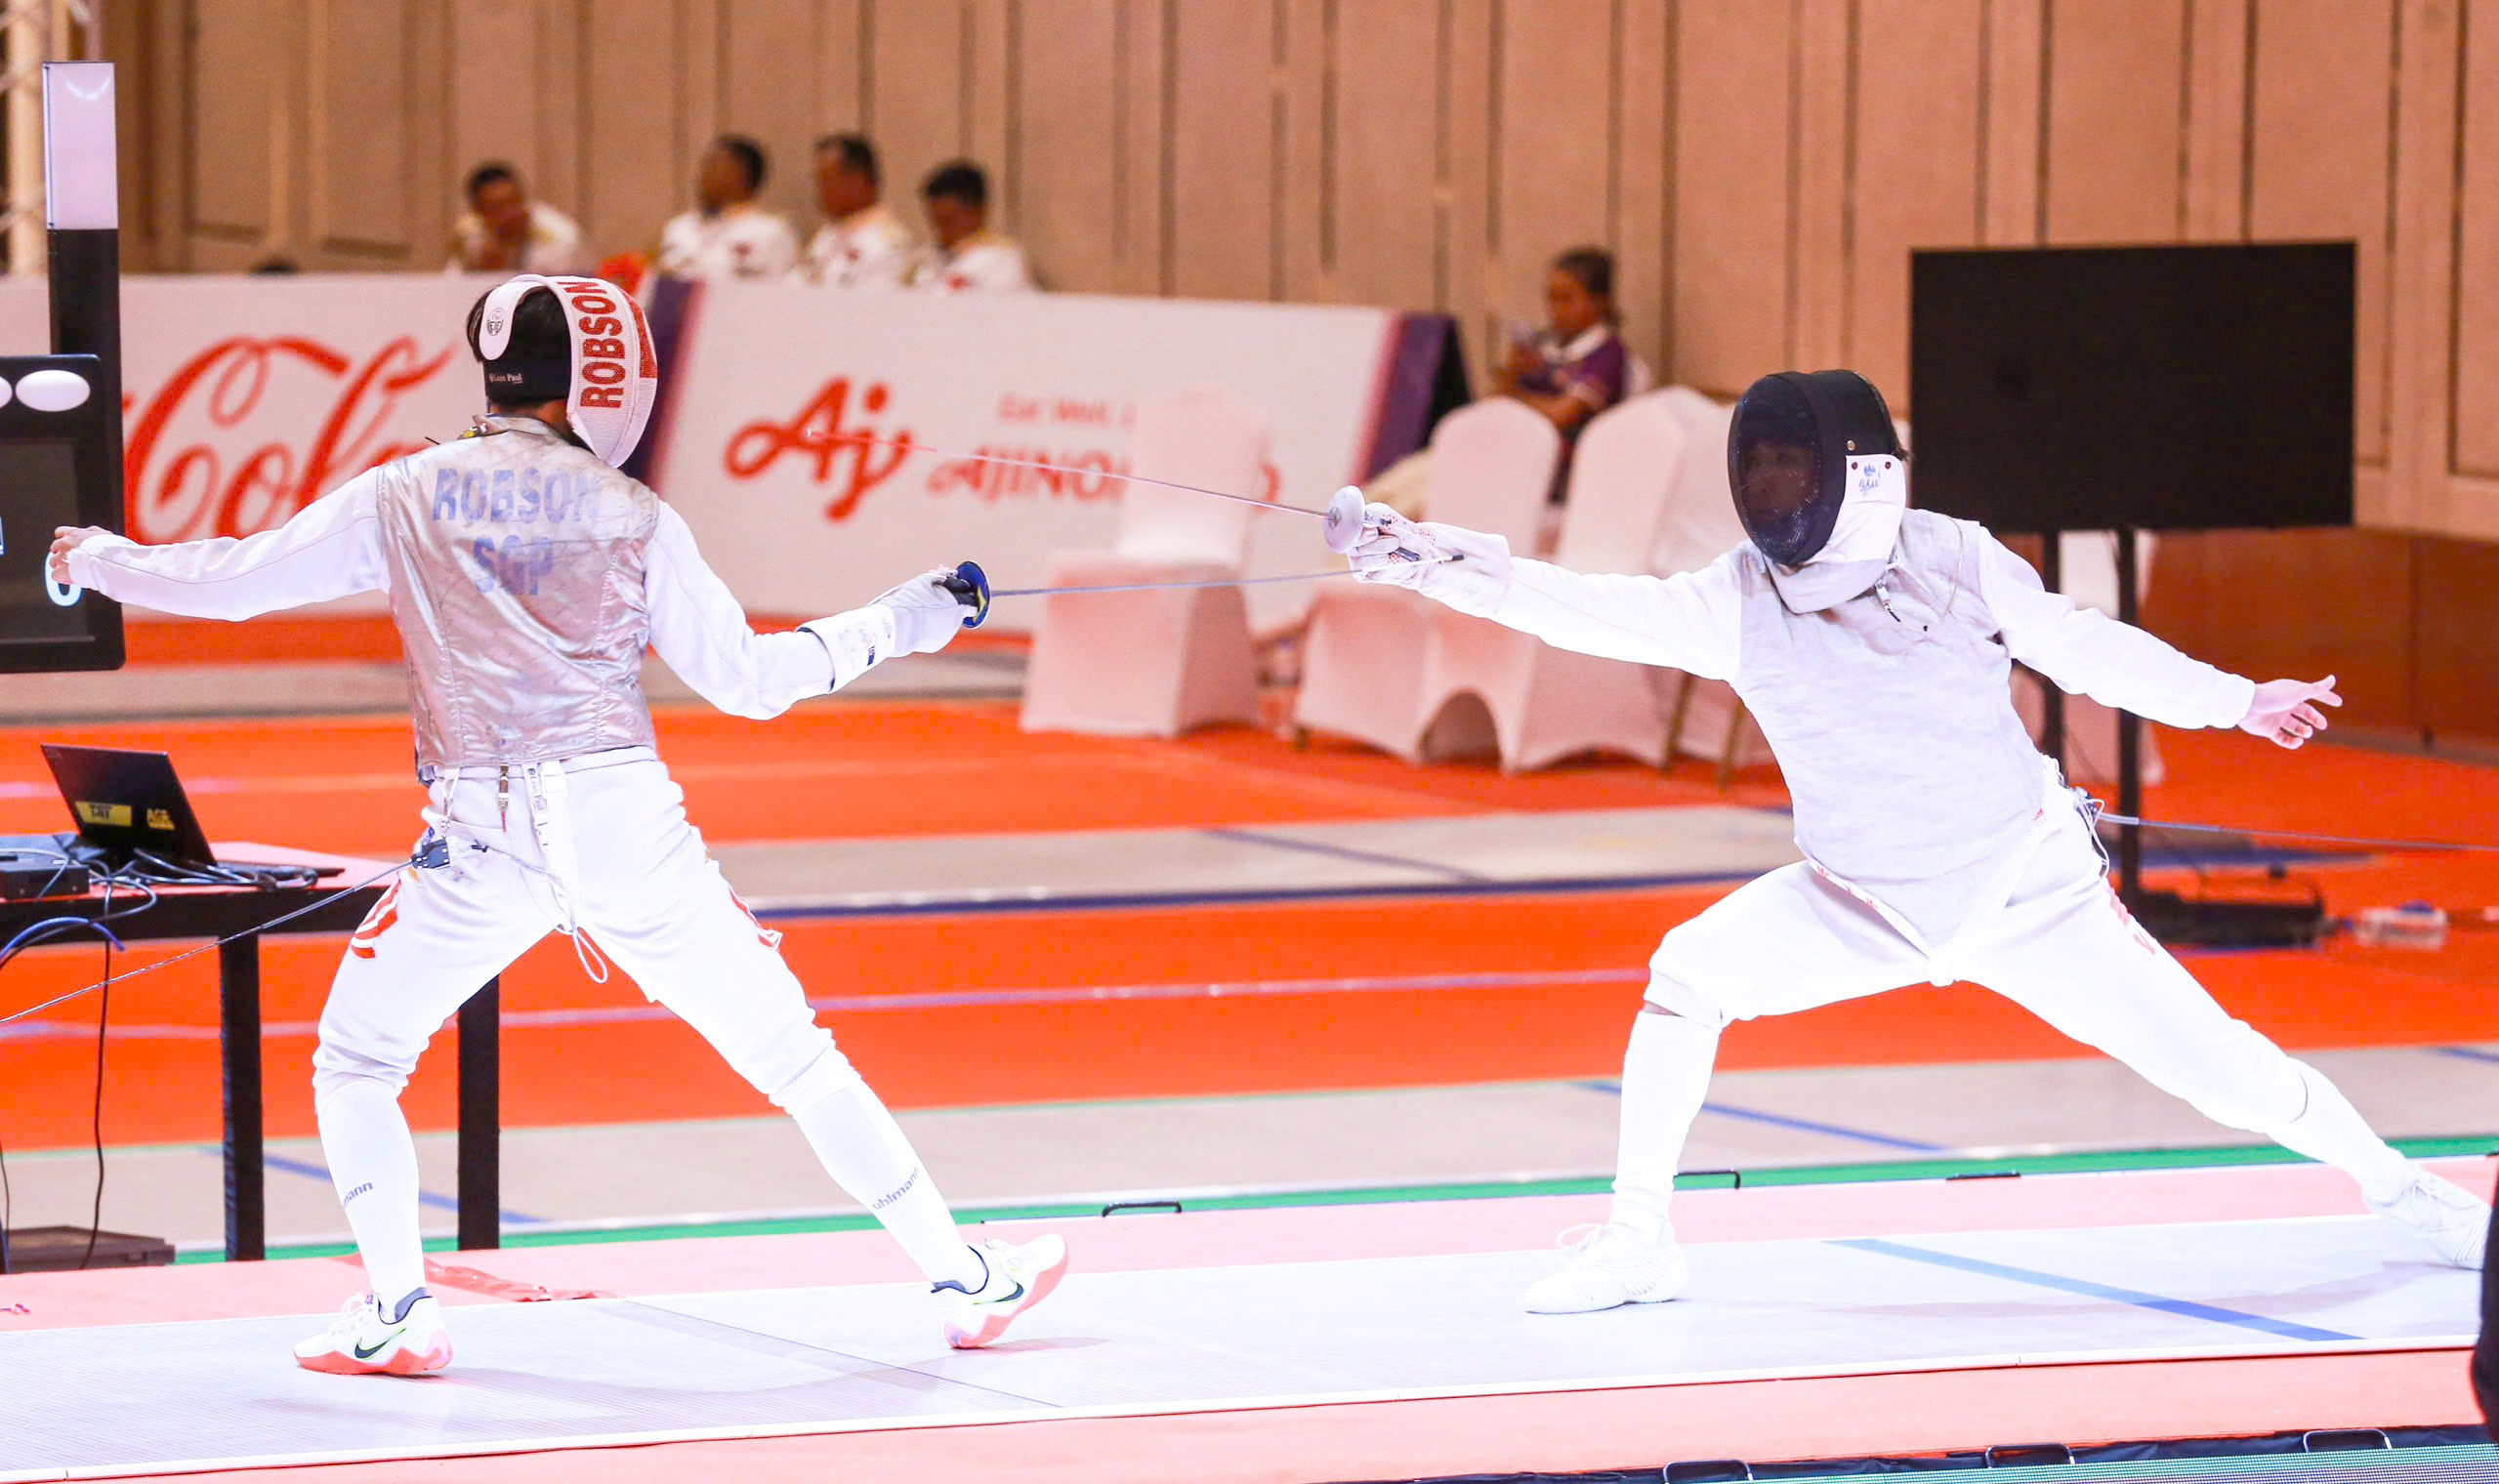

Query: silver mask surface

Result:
[375,417,663,769]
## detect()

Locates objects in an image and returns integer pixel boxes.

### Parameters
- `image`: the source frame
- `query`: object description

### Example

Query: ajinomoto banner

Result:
[646,282,1402,632]
[0,275,1421,631]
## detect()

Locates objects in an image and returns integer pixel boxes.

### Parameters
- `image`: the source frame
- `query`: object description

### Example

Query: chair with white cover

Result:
[2012,530,2166,784]
[1292,397,1559,761]
[1018,385,1270,737]
[1414,395,1682,770]
[1638,388,1771,786]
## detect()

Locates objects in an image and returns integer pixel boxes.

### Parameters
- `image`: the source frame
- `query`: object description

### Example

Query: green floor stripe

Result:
[173,1134,2497,1263]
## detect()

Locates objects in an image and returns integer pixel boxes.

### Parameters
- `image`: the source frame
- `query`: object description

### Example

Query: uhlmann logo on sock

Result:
[871,1169,921,1211]
[343,1182,374,1204]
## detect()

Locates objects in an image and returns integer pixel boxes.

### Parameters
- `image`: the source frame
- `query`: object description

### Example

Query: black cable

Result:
[80,880,112,1271]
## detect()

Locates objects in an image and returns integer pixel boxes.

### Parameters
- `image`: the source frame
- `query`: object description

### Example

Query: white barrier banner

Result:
[0,276,1399,631]
[652,284,1397,631]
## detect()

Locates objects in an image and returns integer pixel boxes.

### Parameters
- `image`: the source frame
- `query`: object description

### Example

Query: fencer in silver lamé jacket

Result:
[64,415,890,772]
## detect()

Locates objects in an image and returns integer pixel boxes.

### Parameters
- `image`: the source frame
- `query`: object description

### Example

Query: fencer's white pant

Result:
[311,748,977,1302]
[1609,789,2411,1230]
[316,750,850,1110]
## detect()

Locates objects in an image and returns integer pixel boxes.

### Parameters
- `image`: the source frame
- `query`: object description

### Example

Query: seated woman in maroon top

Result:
[1497,247,1631,444]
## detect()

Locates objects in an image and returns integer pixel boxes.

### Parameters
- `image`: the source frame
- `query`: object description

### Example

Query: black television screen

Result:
[1907,242,2355,533]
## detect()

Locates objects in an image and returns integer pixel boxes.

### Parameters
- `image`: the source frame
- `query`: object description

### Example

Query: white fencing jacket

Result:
[65,416,896,771]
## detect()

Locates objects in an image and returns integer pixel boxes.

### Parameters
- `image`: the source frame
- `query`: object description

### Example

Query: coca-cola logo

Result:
[125,336,458,543]
[727,377,915,521]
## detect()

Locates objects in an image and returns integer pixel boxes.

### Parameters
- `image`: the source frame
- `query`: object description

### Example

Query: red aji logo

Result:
[124,336,456,543]
[726,377,915,521]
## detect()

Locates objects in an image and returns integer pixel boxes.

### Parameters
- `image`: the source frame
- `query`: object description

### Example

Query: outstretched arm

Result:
[645,505,964,720]
[50,470,388,619]
[1976,531,2326,740]
[1348,505,1741,679]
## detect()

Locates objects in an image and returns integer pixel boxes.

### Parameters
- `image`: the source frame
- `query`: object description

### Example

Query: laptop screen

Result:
[39,744,219,868]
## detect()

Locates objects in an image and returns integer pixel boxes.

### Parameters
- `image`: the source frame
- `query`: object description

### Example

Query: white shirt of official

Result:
[909,232,1034,293]
[445,201,590,276]
[657,204,803,282]
[804,203,919,289]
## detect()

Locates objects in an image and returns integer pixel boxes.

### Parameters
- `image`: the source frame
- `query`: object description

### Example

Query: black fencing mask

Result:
[1728,370,1904,568]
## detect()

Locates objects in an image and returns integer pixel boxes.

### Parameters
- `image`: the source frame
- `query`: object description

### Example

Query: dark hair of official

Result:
[465,286,571,411]
[716,135,768,193]
[466,161,519,200]
[921,160,988,209]
[815,133,879,186]
[1553,246,1616,318]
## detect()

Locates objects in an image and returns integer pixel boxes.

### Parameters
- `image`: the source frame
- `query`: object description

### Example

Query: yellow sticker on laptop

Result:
[73,800,130,828]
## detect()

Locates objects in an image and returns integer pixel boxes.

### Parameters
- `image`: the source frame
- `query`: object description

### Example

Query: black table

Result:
[0,843,506,1261]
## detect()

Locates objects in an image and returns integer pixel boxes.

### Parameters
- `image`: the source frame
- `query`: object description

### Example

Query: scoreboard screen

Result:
[0,355,123,672]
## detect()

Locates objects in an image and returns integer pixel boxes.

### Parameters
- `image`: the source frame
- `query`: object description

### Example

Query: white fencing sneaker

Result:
[1524,1221,1690,1313]
[2369,1172,2489,1268]
[937,1234,1070,1349]
[293,1289,453,1375]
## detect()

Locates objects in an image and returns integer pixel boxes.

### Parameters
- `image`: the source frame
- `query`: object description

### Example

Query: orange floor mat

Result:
[3,711,2496,1149]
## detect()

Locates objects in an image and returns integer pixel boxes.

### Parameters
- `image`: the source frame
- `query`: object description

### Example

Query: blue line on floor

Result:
[1835,1236,2358,1343]
[2434,1046,2499,1066]
[1572,1082,1946,1154]
[257,1150,547,1227]
[1198,826,1490,883]
[748,868,1767,921]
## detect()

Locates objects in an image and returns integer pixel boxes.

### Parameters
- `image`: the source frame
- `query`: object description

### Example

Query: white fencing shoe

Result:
[938,1233,1070,1348]
[293,1289,453,1375]
[1523,1222,1689,1313]
[2370,1172,2489,1268]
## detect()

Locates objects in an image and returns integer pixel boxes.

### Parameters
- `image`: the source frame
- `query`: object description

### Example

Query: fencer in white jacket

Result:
[50,274,1065,1371]
[1347,369,2486,1312]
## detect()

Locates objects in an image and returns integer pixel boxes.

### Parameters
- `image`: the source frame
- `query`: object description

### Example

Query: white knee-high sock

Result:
[788,1074,984,1291]
[1608,1008,1721,1238]
[313,1075,428,1304]
[2271,1061,2413,1204]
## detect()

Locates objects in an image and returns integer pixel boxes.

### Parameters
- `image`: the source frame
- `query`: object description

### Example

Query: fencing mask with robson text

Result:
[474,274,658,470]
[1728,369,1906,569]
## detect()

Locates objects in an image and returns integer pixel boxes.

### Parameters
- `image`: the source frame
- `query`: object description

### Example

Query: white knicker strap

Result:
[521,760,610,984]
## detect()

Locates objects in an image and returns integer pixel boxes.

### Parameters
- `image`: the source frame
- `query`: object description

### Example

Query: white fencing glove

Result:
[2237,674,2340,749]
[876,567,972,655]
[1347,502,1513,616]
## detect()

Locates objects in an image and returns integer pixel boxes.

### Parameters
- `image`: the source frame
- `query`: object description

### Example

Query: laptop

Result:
[38,744,341,878]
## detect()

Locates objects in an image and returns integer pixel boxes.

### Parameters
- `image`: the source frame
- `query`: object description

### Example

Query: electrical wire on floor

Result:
[0,855,399,1274]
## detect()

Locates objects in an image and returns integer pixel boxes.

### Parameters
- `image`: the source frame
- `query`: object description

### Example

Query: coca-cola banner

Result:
[652,282,1399,632]
[0,276,1409,630]
[0,273,493,617]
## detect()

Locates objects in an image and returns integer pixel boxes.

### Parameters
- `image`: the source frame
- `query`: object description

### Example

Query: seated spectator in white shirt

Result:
[656,135,801,282]
[908,161,1033,293]
[447,163,589,275]
[804,134,918,289]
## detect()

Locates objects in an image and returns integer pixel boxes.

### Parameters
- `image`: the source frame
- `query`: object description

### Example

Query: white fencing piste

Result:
[0,1214,2471,1479]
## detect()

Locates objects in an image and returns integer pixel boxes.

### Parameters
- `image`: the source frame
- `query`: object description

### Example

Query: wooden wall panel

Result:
[309,0,415,256]
[447,0,541,220]
[867,0,970,220]
[580,0,691,256]
[1328,0,1442,312]
[1489,0,1614,332]
[1978,0,2046,245]
[1672,0,1795,396]
[2247,0,2395,466]
[1016,0,1122,294]
[1614,0,1672,379]
[2140,529,2416,731]
[2413,534,2499,739]
[1167,1,1278,301]
[721,0,837,229]
[1851,0,1985,399]
[2040,0,2187,243]
[2451,0,2499,479]
[187,0,287,246]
